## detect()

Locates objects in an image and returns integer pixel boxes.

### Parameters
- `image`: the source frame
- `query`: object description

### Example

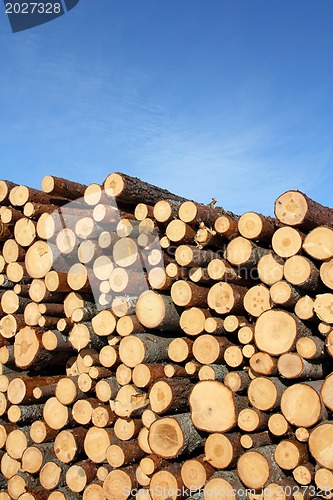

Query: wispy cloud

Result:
[0,29,331,216]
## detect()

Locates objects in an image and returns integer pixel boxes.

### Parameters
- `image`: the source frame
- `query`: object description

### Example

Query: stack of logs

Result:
[0,172,333,499]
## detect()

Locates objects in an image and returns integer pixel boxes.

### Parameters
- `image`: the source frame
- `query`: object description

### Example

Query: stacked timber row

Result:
[0,173,332,499]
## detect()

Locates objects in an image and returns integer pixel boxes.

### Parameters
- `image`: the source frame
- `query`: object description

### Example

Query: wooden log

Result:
[180,456,215,491]
[308,422,333,470]
[224,370,250,392]
[153,199,182,223]
[14,218,36,247]
[42,330,73,352]
[110,384,149,418]
[103,172,185,206]
[240,431,272,450]
[248,376,286,411]
[204,316,226,335]
[7,471,40,498]
[297,340,326,369]
[190,380,247,432]
[207,282,247,315]
[214,214,239,239]
[29,420,58,444]
[98,345,118,369]
[320,373,333,411]
[83,182,104,206]
[107,440,145,468]
[132,363,167,388]
[0,451,20,480]
[178,201,221,226]
[82,483,105,498]
[6,427,32,459]
[14,327,70,371]
[148,413,204,459]
[3,239,25,263]
[33,382,59,402]
[198,364,229,382]
[238,212,275,242]
[10,184,64,207]
[92,405,116,428]
[166,219,196,243]
[114,417,142,441]
[171,280,208,308]
[115,364,132,386]
[95,377,121,404]
[224,315,249,332]
[43,396,74,430]
[1,290,30,314]
[303,226,333,261]
[272,226,304,258]
[72,396,100,425]
[7,404,44,424]
[168,337,193,363]
[277,353,324,379]
[314,467,333,494]
[284,255,320,291]
[110,294,138,317]
[39,460,69,491]
[294,295,315,322]
[25,241,54,279]
[21,443,54,474]
[195,224,225,248]
[119,334,175,368]
[249,352,277,377]
[69,322,107,351]
[103,466,138,500]
[0,180,18,204]
[237,445,283,490]
[116,315,146,337]
[149,378,193,414]
[274,190,333,230]
[314,293,333,324]
[226,236,269,268]
[23,201,57,219]
[180,307,209,336]
[204,432,242,469]
[254,309,311,356]
[281,381,327,428]
[257,252,284,286]
[189,266,212,285]
[83,426,116,463]
[55,377,83,405]
[270,280,302,309]
[136,291,180,331]
[207,258,250,286]
[274,439,308,470]
[244,284,272,317]
[41,175,87,199]
[192,334,231,364]
[0,221,13,242]
[65,460,98,493]
[204,471,245,500]
[293,463,314,486]
[175,245,217,268]
[134,203,154,221]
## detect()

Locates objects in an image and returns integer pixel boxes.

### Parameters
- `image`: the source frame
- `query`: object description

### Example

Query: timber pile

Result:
[0,174,332,499]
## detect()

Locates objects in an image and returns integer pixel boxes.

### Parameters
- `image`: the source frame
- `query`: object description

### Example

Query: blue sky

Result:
[0,1,333,215]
